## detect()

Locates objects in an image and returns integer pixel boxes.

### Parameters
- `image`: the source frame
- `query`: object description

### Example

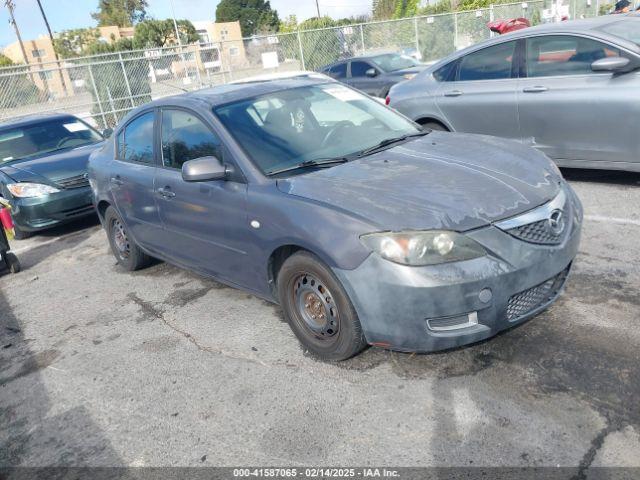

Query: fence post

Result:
[414,17,420,56]
[106,86,117,125]
[360,24,366,55]
[118,52,135,108]
[297,31,306,70]
[454,12,458,50]
[87,65,107,128]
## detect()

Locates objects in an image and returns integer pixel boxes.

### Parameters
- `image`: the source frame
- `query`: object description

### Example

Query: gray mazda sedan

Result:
[388,14,640,172]
[89,76,582,360]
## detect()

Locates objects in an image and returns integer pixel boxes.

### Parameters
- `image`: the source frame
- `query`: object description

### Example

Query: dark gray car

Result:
[321,52,426,97]
[89,77,582,360]
[388,14,640,172]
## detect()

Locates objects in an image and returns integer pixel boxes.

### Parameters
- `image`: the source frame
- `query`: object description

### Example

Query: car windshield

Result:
[0,117,103,164]
[214,83,420,176]
[598,19,640,46]
[370,53,420,72]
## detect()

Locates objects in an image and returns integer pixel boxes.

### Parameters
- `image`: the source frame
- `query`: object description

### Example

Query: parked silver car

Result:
[388,14,640,172]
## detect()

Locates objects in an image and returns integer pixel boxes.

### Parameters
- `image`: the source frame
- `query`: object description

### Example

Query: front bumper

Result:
[333,190,582,353]
[10,187,95,232]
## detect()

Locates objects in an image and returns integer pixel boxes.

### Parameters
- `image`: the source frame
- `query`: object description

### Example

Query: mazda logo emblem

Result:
[548,209,565,236]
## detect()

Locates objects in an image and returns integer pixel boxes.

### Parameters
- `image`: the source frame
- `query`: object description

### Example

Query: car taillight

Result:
[385,95,390,106]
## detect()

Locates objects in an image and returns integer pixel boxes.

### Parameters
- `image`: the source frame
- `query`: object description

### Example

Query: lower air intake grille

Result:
[506,266,570,321]
[57,174,89,189]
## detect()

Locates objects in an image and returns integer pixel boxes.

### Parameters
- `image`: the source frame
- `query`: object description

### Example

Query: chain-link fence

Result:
[0,0,604,128]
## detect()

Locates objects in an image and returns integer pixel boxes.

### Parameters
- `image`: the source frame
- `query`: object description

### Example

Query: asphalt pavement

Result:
[1,169,639,472]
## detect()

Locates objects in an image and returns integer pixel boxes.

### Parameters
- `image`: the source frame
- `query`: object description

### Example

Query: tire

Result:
[12,225,31,240]
[419,121,448,132]
[105,206,151,271]
[277,251,367,361]
[6,252,20,273]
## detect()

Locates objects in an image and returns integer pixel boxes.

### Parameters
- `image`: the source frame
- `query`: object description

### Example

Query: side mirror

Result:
[591,56,630,73]
[182,156,229,182]
[365,68,378,78]
[102,128,113,138]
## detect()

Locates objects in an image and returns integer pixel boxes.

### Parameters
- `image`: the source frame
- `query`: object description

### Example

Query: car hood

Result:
[0,143,101,184]
[276,132,561,232]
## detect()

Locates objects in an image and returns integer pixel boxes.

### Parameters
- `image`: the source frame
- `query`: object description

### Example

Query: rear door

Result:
[110,110,164,251]
[435,40,520,139]
[154,107,251,285]
[517,34,640,165]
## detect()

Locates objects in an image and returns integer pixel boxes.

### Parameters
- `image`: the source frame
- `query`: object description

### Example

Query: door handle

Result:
[443,90,463,97]
[157,187,176,199]
[522,86,548,93]
[110,176,124,186]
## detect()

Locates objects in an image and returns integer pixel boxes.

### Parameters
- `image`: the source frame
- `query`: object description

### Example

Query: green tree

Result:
[53,28,101,59]
[373,0,396,19]
[215,0,280,36]
[278,14,298,33]
[0,54,13,67]
[132,19,199,48]
[92,0,148,27]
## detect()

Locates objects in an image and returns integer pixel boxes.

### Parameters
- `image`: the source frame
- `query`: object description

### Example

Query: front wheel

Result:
[6,252,20,273]
[105,206,151,271]
[277,251,367,361]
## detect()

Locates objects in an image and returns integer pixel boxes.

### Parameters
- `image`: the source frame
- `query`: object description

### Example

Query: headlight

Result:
[7,182,60,198]
[360,230,486,266]
[403,73,417,80]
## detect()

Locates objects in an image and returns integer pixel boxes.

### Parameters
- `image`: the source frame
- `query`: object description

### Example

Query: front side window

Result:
[458,41,516,81]
[161,109,221,170]
[214,83,419,176]
[120,112,154,164]
[526,35,621,77]
[350,61,373,77]
[0,117,103,165]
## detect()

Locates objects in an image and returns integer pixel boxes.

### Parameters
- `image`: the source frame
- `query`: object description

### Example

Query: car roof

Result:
[323,52,399,68]
[427,14,640,70]
[0,112,79,131]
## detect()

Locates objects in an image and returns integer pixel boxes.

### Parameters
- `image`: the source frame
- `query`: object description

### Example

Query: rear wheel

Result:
[6,252,20,273]
[105,206,151,271]
[12,225,31,240]
[277,251,367,361]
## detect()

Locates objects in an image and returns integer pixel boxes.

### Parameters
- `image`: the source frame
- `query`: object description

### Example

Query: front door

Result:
[110,110,163,251]
[518,34,639,166]
[435,40,520,140]
[348,61,386,96]
[154,108,250,286]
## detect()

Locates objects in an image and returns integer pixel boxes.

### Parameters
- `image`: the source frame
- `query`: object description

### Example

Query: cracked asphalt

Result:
[1,169,639,472]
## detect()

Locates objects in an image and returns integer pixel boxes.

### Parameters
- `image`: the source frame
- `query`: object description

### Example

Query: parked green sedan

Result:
[0,113,105,239]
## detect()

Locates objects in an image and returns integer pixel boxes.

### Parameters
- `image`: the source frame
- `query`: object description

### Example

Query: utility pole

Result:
[35,0,70,96]
[315,0,321,18]
[4,0,29,64]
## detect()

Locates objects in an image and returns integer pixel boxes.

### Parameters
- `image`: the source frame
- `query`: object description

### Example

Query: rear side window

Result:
[433,61,457,82]
[160,109,221,170]
[458,41,516,81]
[119,111,154,164]
[526,35,621,78]
[328,63,347,79]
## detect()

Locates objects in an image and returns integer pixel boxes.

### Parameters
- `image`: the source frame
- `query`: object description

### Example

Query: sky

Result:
[0,0,373,47]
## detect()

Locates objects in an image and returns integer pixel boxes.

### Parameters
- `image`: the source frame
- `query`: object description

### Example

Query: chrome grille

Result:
[506,266,570,321]
[506,219,564,245]
[56,174,89,189]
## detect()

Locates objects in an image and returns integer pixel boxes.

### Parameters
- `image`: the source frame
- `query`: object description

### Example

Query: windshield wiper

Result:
[267,157,350,176]
[357,131,430,157]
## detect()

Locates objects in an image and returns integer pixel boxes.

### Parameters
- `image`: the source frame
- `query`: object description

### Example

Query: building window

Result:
[39,70,53,81]
[197,30,210,44]
[32,49,46,59]
[221,29,228,41]
[229,47,239,56]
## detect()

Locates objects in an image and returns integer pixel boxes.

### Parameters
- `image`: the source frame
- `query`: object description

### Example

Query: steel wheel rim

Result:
[112,218,130,259]
[291,273,339,341]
